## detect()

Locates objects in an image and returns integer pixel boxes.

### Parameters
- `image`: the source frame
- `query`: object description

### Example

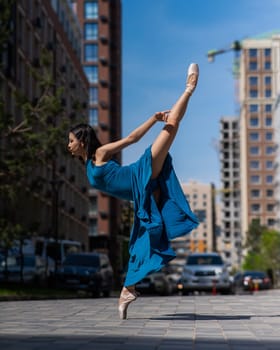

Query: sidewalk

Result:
[1,289,280,349]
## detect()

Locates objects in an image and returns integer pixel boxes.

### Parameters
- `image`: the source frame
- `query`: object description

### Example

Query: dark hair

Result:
[69,123,102,160]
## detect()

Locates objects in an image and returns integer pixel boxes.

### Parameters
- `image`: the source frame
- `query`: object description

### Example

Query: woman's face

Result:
[68,132,84,157]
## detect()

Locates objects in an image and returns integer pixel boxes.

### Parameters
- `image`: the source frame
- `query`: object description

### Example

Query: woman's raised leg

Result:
[151,63,199,179]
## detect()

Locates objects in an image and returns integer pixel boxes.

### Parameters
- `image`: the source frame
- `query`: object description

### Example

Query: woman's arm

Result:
[95,111,169,165]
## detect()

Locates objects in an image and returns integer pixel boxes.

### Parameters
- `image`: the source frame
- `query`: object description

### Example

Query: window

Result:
[84,1,98,19]
[265,104,272,112]
[250,104,258,112]
[249,62,257,71]
[265,117,272,127]
[89,108,98,126]
[265,132,273,141]
[249,49,257,57]
[267,218,275,226]
[249,76,258,85]
[84,44,98,62]
[265,89,271,98]
[267,204,274,212]
[264,76,271,85]
[249,132,259,141]
[89,218,98,236]
[264,48,271,57]
[264,61,271,70]
[84,66,98,83]
[266,146,274,155]
[89,87,98,104]
[266,160,273,169]
[249,117,259,127]
[250,89,258,98]
[251,189,260,198]
[266,175,273,183]
[250,175,260,184]
[250,160,260,169]
[251,204,260,212]
[250,146,259,155]
[84,23,98,40]
[266,189,273,197]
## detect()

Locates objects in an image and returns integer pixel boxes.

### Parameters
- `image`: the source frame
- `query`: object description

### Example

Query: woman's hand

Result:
[153,110,170,122]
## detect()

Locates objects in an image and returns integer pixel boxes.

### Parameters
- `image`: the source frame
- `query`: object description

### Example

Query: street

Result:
[1,290,280,349]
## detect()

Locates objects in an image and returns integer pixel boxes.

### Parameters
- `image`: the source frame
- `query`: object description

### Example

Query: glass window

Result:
[89,108,98,126]
[251,203,260,212]
[251,189,260,198]
[249,49,257,57]
[267,204,274,211]
[250,117,259,127]
[249,132,259,141]
[266,146,274,155]
[84,44,98,62]
[89,218,98,236]
[264,48,271,57]
[264,61,271,70]
[250,175,260,184]
[249,62,257,71]
[265,132,273,141]
[265,104,272,112]
[266,175,273,183]
[249,76,258,85]
[264,76,271,85]
[265,117,272,126]
[250,160,260,169]
[84,1,98,19]
[89,87,98,104]
[266,160,273,169]
[265,89,271,98]
[250,104,258,112]
[250,89,258,98]
[250,146,259,155]
[84,66,98,83]
[266,189,273,197]
[84,23,98,40]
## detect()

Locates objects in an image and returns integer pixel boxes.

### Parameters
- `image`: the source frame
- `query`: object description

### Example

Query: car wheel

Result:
[103,290,111,298]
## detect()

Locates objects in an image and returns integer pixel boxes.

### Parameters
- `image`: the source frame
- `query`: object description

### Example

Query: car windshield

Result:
[64,255,99,267]
[244,271,265,278]
[187,255,223,266]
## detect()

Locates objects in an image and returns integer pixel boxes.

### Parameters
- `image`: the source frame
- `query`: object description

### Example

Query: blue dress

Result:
[86,146,199,286]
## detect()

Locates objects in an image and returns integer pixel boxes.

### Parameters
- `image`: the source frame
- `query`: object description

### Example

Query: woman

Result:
[68,63,200,319]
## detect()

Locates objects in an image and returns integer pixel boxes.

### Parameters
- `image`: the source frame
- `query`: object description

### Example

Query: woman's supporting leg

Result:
[151,63,199,179]
[118,285,138,319]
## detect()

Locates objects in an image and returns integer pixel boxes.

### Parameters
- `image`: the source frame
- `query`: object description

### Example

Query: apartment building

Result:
[239,31,280,235]
[181,181,217,256]
[72,1,122,254]
[1,0,90,247]
[219,117,242,268]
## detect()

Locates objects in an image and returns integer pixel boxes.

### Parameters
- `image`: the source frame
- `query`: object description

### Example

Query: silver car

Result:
[178,252,232,294]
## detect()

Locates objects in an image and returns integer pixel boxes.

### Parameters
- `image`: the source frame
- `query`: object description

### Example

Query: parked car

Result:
[0,254,47,285]
[177,252,232,294]
[136,271,175,295]
[57,252,113,297]
[233,271,272,292]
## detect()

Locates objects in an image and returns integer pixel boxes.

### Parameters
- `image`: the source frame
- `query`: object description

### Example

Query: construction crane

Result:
[207,40,242,113]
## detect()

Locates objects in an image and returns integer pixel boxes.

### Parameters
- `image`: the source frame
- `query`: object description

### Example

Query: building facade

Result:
[181,181,217,256]
[1,0,90,247]
[72,1,122,260]
[219,117,242,268]
[239,32,280,236]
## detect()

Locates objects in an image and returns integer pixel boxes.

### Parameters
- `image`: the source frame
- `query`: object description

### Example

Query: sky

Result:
[121,0,280,187]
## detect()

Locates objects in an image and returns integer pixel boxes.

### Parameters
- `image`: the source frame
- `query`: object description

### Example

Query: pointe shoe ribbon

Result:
[186,63,199,95]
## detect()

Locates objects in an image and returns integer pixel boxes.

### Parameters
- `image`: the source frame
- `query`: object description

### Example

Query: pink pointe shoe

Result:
[185,63,199,95]
[118,289,138,320]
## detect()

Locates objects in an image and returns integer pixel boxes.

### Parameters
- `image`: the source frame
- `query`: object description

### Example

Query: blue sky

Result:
[121,0,280,187]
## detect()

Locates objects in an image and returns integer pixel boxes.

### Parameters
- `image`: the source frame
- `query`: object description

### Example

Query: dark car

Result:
[57,252,113,297]
[233,271,272,292]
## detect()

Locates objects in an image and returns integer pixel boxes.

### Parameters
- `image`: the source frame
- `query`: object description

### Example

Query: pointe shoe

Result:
[185,63,199,95]
[118,290,137,320]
